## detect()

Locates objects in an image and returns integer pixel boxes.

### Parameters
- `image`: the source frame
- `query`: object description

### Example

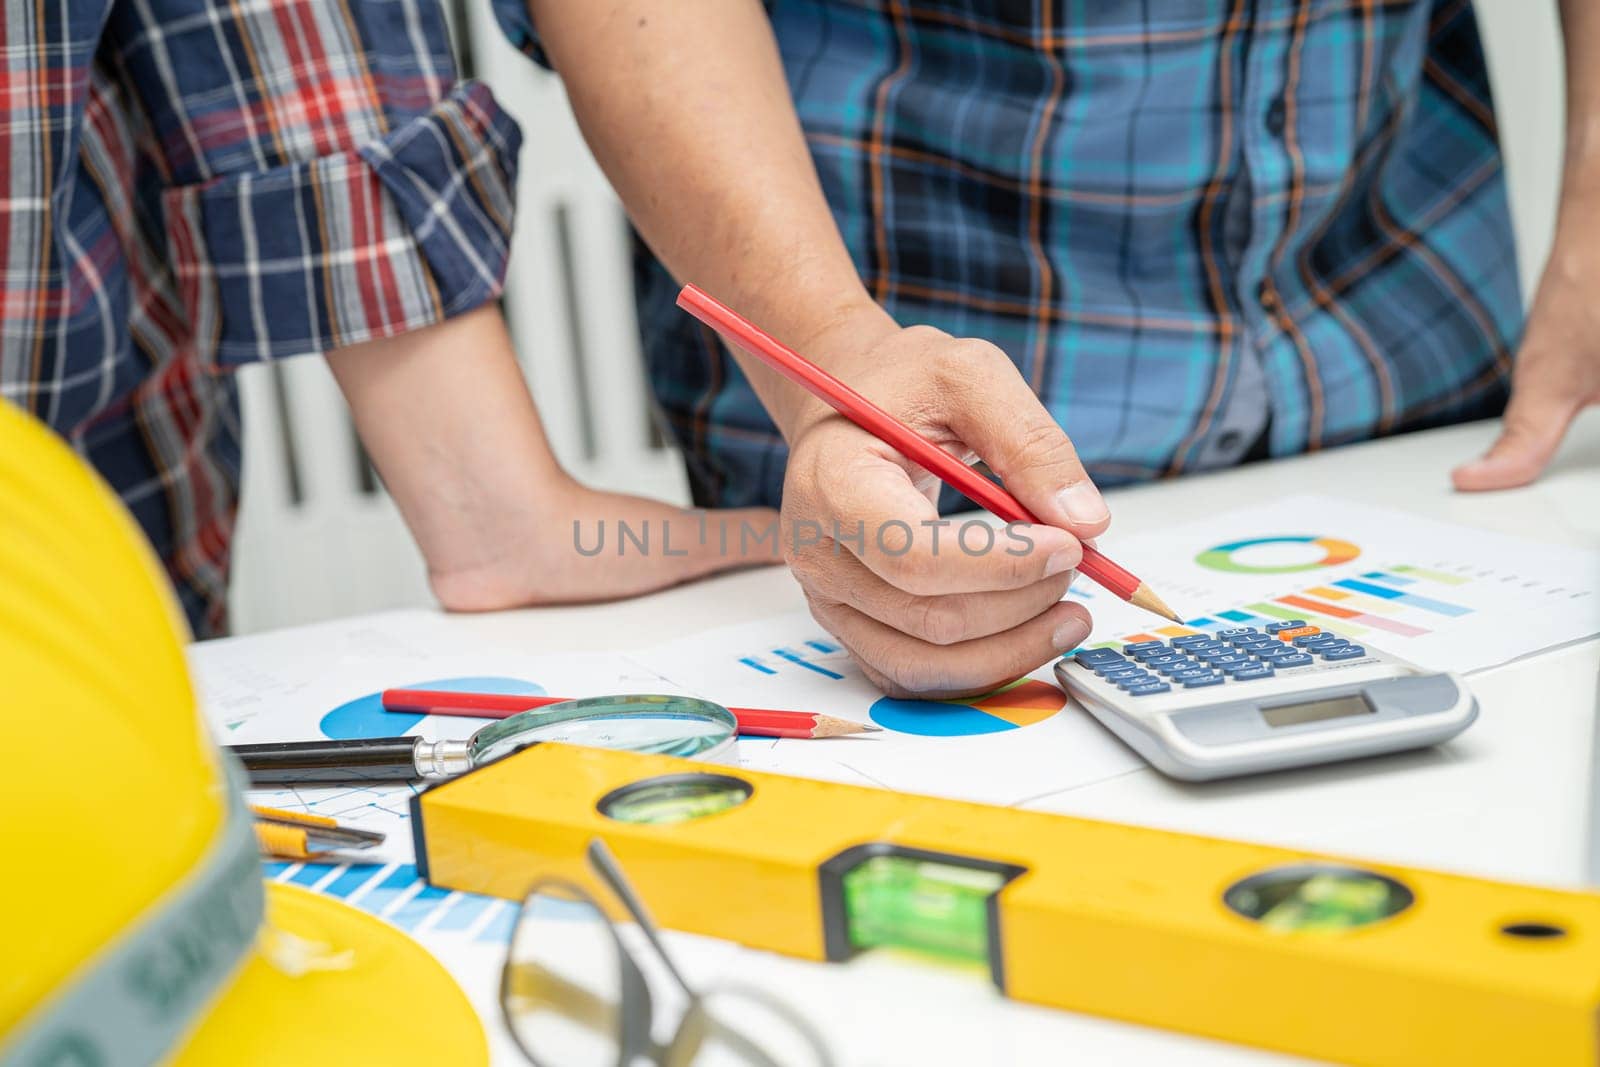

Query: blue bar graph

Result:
[389,884,452,932]
[1332,579,1472,617]
[262,860,514,944]
[771,647,844,680]
[1212,609,1279,628]
[1364,571,1414,585]
[323,864,385,900]
[359,864,421,917]
[1185,616,1220,629]
[479,905,519,943]
[433,893,494,933]
[740,642,846,680]
[289,862,334,887]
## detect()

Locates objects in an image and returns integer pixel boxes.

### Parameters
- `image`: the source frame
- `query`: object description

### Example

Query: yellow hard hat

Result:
[0,400,486,1064]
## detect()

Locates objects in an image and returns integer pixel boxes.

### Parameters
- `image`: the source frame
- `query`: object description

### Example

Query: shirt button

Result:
[1266,97,1287,137]
[1258,282,1277,309]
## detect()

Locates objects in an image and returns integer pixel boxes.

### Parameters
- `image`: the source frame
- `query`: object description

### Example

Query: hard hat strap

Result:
[0,758,265,1067]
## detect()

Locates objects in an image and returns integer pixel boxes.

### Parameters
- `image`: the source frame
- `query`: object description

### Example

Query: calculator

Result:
[1053,620,1478,781]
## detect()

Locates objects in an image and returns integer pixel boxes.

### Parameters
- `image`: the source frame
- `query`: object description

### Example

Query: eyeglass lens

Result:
[503,885,624,1067]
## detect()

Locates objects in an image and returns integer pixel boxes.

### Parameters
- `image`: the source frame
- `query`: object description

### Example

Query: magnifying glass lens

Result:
[523,713,729,756]
[467,695,738,766]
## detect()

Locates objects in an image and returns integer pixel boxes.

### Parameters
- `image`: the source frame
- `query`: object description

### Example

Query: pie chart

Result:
[320,675,544,739]
[868,679,1067,737]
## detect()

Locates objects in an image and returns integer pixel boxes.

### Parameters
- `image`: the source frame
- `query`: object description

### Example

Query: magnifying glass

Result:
[227,695,738,785]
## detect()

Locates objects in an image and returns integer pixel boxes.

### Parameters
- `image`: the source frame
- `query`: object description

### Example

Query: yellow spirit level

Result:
[412,743,1600,1065]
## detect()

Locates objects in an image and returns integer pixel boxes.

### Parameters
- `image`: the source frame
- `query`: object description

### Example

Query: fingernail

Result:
[1056,481,1108,525]
[1045,548,1076,576]
[1052,616,1088,650]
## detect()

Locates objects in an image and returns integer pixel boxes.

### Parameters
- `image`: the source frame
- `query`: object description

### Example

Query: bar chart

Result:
[1084,553,1593,673]
[1100,565,1476,644]
[738,639,848,680]
[261,861,519,944]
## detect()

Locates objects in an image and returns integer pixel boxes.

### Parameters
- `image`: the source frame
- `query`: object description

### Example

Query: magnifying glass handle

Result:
[229,737,428,784]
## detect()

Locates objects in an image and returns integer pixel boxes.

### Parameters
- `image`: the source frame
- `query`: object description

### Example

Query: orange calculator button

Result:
[1275,626,1320,642]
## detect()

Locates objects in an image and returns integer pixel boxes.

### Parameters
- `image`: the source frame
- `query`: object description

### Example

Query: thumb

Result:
[939,350,1110,538]
[1451,373,1581,492]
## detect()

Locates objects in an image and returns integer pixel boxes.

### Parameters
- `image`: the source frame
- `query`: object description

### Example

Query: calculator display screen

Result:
[1262,695,1373,729]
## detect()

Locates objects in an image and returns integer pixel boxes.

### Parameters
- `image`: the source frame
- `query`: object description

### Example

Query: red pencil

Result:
[381,688,881,740]
[675,284,1182,624]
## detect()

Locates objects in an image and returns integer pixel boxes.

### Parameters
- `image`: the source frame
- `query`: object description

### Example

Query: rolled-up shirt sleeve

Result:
[489,0,549,67]
[107,0,522,366]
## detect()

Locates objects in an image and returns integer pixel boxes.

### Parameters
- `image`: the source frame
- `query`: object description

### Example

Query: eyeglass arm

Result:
[587,839,699,999]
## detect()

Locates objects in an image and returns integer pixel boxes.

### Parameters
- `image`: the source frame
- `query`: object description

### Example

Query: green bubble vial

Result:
[598,773,753,825]
[840,855,1007,965]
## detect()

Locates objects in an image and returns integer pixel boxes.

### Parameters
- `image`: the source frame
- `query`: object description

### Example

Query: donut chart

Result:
[868,679,1067,737]
[1196,536,1361,575]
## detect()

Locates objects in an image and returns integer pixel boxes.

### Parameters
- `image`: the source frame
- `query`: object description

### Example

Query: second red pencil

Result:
[380,688,881,740]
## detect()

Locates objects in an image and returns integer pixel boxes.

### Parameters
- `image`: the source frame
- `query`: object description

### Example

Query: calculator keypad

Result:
[1180,673,1226,688]
[1072,624,1376,696]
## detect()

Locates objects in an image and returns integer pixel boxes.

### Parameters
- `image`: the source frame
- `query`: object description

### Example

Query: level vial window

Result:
[597,773,752,825]
[840,855,1008,965]
[1225,864,1414,933]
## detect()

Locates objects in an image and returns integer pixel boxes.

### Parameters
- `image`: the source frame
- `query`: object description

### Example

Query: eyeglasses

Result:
[501,839,834,1067]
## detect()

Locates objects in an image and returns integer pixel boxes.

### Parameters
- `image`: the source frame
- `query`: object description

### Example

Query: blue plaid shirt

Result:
[498,0,1520,508]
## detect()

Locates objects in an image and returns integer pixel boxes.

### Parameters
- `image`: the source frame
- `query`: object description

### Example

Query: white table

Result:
[198,412,1600,1065]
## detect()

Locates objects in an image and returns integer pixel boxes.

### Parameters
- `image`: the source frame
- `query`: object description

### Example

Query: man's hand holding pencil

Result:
[678,287,1178,701]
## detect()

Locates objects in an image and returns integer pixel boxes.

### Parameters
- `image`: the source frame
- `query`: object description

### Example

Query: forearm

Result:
[324,305,565,596]
[1452,3,1600,491]
[326,304,782,607]
[1560,0,1600,193]
[529,0,893,435]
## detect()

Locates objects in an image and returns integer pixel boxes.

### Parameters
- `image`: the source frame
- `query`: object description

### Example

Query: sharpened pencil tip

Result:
[808,715,884,738]
[1128,583,1183,627]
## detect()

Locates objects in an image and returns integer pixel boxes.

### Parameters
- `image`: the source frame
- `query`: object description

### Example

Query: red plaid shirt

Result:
[0,0,521,637]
